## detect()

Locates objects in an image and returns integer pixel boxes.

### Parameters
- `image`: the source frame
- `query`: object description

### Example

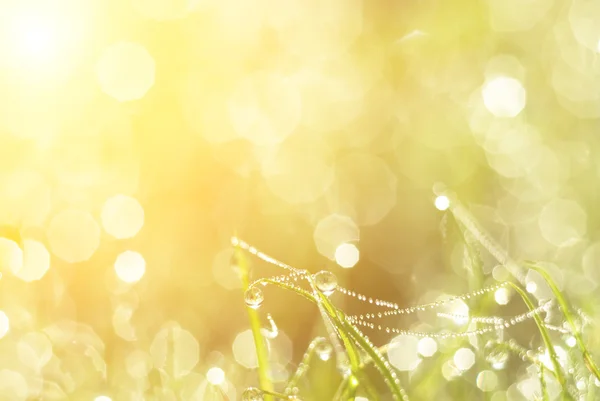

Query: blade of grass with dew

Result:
[540,364,549,401]
[235,248,274,400]
[339,310,408,401]
[525,261,600,381]
[508,282,572,400]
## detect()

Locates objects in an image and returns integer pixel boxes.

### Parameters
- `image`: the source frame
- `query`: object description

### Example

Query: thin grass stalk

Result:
[508,282,572,400]
[525,262,600,381]
[235,248,274,400]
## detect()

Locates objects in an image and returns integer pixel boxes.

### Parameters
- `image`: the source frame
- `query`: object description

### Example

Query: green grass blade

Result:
[508,282,572,399]
[235,248,274,400]
[525,262,600,381]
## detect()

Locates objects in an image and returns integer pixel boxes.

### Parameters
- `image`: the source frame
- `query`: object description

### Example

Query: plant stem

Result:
[236,248,274,400]
[525,262,600,381]
[508,282,572,400]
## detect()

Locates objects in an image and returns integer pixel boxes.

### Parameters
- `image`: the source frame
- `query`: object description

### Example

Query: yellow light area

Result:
[206,366,226,385]
[434,195,450,211]
[481,76,526,117]
[47,209,101,263]
[261,132,334,204]
[0,369,28,401]
[125,350,152,378]
[0,238,23,275]
[228,72,302,146]
[0,312,9,339]
[101,195,145,239]
[2,1,87,80]
[17,332,53,370]
[14,240,51,282]
[334,243,359,268]
[114,251,146,284]
[96,42,156,102]
[132,0,201,21]
[538,198,587,247]
[94,396,112,401]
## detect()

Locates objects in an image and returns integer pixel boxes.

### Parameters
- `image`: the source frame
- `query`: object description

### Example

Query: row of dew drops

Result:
[233,236,582,401]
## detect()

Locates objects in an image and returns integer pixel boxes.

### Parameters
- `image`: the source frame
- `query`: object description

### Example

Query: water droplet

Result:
[315,341,333,361]
[244,287,264,309]
[484,342,509,370]
[314,271,338,295]
[337,357,351,377]
[242,387,264,401]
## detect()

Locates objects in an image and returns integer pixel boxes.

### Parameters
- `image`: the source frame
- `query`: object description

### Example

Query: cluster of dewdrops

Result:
[233,236,580,401]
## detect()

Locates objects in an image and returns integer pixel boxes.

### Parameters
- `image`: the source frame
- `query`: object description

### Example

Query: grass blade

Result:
[235,248,274,400]
[525,262,600,382]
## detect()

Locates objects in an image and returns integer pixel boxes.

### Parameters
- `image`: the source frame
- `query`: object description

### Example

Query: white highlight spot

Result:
[482,76,526,117]
[334,243,360,268]
[434,195,450,211]
[206,367,225,385]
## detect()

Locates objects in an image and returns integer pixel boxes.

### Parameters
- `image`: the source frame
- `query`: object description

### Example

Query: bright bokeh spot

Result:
[434,195,450,211]
[313,214,360,261]
[538,198,587,247]
[494,287,510,305]
[0,238,23,275]
[14,240,51,282]
[228,72,302,146]
[232,329,259,369]
[101,195,145,239]
[477,370,499,392]
[96,42,156,102]
[454,348,476,371]
[114,251,146,284]
[417,337,438,357]
[149,324,200,378]
[47,209,101,263]
[388,334,421,371]
[94,396,112,401]
[206,367,225,385]
[481,76,526,117]
[539,346,568,371]
[0,311,9,339]
[3,2,87,79]
[334,243,360,268]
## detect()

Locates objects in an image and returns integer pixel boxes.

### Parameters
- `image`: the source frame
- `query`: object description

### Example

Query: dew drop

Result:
[242,387,264,401]
[484,342,509,370]
[315,341,333,361]
[314,271,338,295]
[244,287,264,309]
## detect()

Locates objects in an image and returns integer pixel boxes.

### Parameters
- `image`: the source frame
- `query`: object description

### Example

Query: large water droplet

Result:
[484,342,509,370]
[242,387,264,401]
[315,341,333,361]
[244,287,264,309]
[314,271,338,295]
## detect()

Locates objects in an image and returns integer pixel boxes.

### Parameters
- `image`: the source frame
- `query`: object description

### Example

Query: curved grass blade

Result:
[525,261,600,381]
